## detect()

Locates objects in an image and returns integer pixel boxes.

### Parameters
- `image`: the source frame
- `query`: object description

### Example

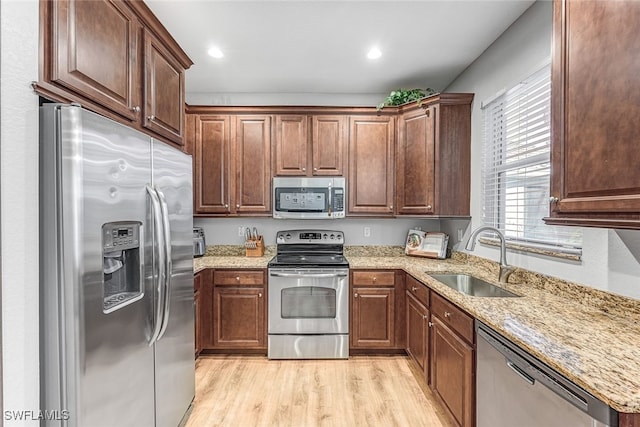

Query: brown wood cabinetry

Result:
[396,94,473,216]
[348,116,396,216]
[187,111,272,216]
[194,271,203,357]
[350,270,405,351]
[189,115,232,214]
[273,115,346,176]
[211,270,267,351]
[547,0,640,229]
[405,275,430,377]
[196,268,214,350]
[430,293,474,427]
[37,0,192,147]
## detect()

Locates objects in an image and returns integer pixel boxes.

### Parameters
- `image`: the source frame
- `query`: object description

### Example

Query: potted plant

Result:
[376,88,437,111]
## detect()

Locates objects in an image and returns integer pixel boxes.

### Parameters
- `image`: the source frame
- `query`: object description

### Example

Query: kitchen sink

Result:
[429,274,520,298]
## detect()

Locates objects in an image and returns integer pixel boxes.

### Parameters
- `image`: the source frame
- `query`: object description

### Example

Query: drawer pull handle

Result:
[444,311,451,318]
[411,286,417,292]
[236,276,240,281]
[372,277,377,282]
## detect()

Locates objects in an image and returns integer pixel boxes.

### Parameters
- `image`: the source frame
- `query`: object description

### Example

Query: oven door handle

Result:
[269,272,348,278]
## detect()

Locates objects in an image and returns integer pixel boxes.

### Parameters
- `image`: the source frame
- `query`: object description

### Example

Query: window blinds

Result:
[481,65,582,254]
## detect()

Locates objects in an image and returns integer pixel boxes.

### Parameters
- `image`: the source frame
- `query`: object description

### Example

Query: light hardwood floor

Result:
[186,355,454,427]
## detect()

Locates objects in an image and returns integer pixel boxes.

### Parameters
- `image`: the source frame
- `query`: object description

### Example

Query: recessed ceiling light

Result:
[367,46,382,60]
[207,46,224,58]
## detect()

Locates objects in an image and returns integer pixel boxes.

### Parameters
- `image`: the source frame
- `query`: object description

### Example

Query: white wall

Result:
[444,0,640,300]
[0,0,40,424]
[186,92,386,107]
[195,217,458,247]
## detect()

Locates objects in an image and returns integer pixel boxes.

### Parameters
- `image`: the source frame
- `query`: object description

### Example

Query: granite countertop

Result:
[194,246,640,413]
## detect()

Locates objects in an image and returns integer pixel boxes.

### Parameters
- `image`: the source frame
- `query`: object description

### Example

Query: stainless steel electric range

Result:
[267,230,349,359]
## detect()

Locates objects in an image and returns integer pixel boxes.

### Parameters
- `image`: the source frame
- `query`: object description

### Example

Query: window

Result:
[481,64,582,255]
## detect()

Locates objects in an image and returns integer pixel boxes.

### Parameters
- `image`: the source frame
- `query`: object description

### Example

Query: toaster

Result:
[193,227,206,257]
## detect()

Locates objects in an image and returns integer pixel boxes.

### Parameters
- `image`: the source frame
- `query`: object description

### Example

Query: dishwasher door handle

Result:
[506,360,535,385]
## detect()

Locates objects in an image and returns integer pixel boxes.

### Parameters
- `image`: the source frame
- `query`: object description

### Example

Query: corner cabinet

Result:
[348,116,396,216]
[37,0,192,147]
[396,94,473,216]
[211,270,267,351]
[546,0,640,229]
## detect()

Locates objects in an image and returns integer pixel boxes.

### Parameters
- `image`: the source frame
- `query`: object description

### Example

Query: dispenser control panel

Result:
[103,222,140,251]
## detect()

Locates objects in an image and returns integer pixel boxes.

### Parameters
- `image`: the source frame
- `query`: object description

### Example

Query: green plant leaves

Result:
[377,88,437,110]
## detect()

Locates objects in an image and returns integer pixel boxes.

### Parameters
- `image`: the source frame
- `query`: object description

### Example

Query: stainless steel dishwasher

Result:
[476,321,618,427]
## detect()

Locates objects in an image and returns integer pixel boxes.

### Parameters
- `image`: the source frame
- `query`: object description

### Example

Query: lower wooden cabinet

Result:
[211,269,267,351]
[350,270,405,351]
[406,290,430,377]
[194,271,203,357]
[430,301,475,427]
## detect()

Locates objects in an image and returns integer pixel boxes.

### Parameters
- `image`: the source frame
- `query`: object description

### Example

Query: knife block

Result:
[245,235,264,257]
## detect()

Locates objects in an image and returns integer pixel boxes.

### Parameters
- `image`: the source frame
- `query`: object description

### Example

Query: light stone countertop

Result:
[194,246,640,413]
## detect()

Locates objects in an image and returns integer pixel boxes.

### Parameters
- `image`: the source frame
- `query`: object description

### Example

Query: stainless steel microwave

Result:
[272,177,346,219]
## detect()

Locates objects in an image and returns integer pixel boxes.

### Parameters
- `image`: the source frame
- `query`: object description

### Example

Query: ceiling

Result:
[145,1,536,96]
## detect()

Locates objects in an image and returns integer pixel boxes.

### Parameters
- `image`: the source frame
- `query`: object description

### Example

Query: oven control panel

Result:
[276,230,344,245]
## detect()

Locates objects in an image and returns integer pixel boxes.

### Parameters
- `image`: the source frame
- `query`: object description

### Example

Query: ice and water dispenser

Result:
[102,221,143,313]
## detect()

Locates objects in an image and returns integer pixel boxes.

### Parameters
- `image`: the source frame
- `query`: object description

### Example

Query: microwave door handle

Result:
[146,185,165,346]
[327,181,332,216]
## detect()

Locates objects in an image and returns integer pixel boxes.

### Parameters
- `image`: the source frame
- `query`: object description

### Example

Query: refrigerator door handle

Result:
[156,188,173,340]
[147,185,166,346]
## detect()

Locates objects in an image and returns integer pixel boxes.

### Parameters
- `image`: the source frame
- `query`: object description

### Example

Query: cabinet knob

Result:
[549,196,559,203]
[389,205,393,211]
[258,292,262,298]
[224,204,229,208]
[426,205,432,210]
[313,167,318,171]
[236,276,240,281]
[444,311,451,318]
[428,321,433,327]
[354,293,359,298]
[236,204,240,208]
[132,106,140,113]
[411,286,417,292]
[302,167,306,172]
[147,115,155,121]
[372,277,377,282]
[422,315,428,320]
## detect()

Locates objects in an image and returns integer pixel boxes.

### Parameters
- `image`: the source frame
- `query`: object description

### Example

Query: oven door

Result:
[268,268,349,334]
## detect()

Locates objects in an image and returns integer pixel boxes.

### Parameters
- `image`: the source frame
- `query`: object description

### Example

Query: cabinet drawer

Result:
[214,270,264,285]
[352,270,395,286]
[406,275,429,306]
[431,292,474,343]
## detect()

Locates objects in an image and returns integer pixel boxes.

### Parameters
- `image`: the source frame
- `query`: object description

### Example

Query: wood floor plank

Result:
[186,355,454,427]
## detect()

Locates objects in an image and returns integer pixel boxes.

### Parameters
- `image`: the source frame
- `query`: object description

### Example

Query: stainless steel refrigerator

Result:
[39,104,195,427]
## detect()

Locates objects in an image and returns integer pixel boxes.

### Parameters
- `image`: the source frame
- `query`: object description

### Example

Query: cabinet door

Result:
[351,286,395,348]
[430,316,474,427]
[192,115,231,214]
[233,116,272,214]
[396,107,435,215]
[274,115,308,176]
[406,291,429,378]
[213,286,265,348]
[348,116,395,215]
[51,0,140,121]
[549,0,640,227]
[143,29,185,145]
[312,115,346,176]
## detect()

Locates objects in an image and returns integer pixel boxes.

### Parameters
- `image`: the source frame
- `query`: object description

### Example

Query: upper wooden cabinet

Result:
[142,29,185,144]
[396,94,473,216]
[234,115,272,215]
[547,0,640,229]
[189,114,232,214]
[348,116,396,216]
[37,0,192,147]
[273,115,346,176]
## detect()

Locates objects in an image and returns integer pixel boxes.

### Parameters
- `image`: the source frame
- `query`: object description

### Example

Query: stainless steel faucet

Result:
[465,226,516,283]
